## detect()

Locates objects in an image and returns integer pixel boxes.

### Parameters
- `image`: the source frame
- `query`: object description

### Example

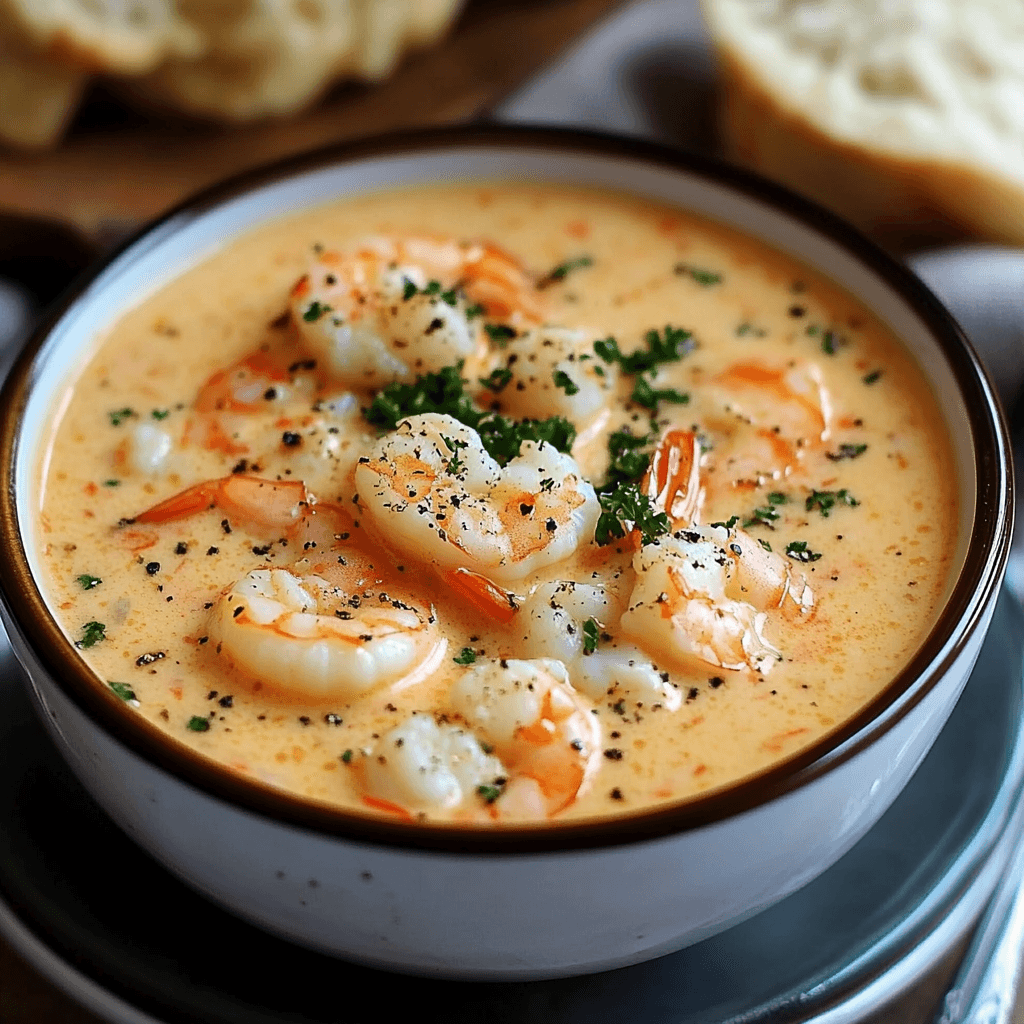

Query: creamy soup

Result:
[36,183,956,824]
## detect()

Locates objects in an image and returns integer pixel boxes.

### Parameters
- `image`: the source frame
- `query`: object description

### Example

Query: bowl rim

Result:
[0,123,1012,854]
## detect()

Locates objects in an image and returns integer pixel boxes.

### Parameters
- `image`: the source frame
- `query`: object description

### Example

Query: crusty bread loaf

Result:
[701,0,1024,247]
[0,0,465,148]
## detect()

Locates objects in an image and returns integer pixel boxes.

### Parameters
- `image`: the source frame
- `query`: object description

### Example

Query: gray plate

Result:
[1,590,1022,1024]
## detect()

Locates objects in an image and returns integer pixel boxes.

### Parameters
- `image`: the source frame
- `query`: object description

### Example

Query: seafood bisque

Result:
[36,183,957,825]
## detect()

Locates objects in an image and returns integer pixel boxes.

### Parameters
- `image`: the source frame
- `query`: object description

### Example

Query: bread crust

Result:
[704,1,1024,248]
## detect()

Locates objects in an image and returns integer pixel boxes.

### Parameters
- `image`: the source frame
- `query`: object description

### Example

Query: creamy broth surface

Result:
[37,183,957,824]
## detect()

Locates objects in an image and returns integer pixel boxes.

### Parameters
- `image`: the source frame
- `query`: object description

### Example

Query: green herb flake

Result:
[341,749,353,763]
[151,409,170,420]
[710,515,740,529]
[736,322,767,338]
[863,369,883,384]
[453,647,477,666]
[76,574,102,590]
[596,484,670,546]
[478,783,504,804]
[76,621,106,648]
[805,488,859,517]
[583,618,600,655]
[187,715,211,732]
[593,325,694,375]
[402,278,418,300]
[552,369,580,396]
[109,681,137,702]
[786,540,822,563]
[821,330,839,355]
[302,300,332,323]
[630,376,689,411]
[108,408,135,427]
[757,538,773,552]
[675,263,722,286]
[826,443,868,462]
[744,504,781,529]
[103,479,121,487]
[440,434,468,476]
[538,255,593,288]
[465,303,485,320]
[767,491,788,506]
[484,323,517,344]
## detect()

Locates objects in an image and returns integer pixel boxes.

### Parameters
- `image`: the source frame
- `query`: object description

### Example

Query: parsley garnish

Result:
[863,369,882,384]
[453,647,477,665]
[821,330,839,355]
[440,434,468,475]
[151,409,170,420]
[757,538,772,552]
[596,483,669,546]
[109,681,136,702]
[736,322,767,338]
[805,488,859,517]
[552,369,580,396]
[103,479,120,487]
[594,325,694,375]
[76,574,102,589]
[187,715,211,732]
[826,443,868,461]
[479,367,512,392]
[341,749,353,763]
[365,365,576,466]
[108,408,135,427]
[465,303,485,320]
[76,621,106,648]
[302,300,332,323]
[583,618,600,655]
[675,263,722,286]
[478,783,504,804]
[710,515,740,529]
[744,491,787,528]
[786,540,822,562]
[484,323,517,344]
[630,377,689,411]
[538,255,593,288]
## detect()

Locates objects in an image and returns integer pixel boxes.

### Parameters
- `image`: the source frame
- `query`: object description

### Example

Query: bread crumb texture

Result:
[702,0,1024,245]
[0,0,465,147]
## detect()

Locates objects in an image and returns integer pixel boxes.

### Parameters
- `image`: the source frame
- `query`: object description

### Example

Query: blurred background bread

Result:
[0,0,465,148]
[701,0,1024,248]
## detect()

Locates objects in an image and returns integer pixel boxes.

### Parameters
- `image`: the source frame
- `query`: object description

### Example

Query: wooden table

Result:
[0,1,1016,1021]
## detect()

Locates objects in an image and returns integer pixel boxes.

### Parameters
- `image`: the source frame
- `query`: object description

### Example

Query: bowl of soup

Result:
[0,125,1010,979]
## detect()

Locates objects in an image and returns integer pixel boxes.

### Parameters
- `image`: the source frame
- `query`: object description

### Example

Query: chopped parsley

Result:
[108,681,136,702]
[863,369,882,384]
[757,538,772,552]
[594,325,694,375]
[341,749,353,763]
[736,322,767,338]
[821,330,839,355]
[538,255,593,288]
[108,408,135,427]
[151,409,170,420]
[805,488,859,517]
[440,434,468,475]
[403,278,458,306]
[479,367,512,392]
[302,300,332,323]
[465,302,485,320]
[76,620,106,648]
[187,715,211,732]
[484,323,517,344]
[76,574,102,589]
[552,369,580,396]
[630,377,688,411]
[478,783,505,804]
[826,443,868,461]
[786,540,822,562]
[453,647,477,665]
[596,483,669,546]
[674,263,722,286]
[364,365,576,466]
[103,479,120,487]
[583,618,600,655]
[744,492,787,529]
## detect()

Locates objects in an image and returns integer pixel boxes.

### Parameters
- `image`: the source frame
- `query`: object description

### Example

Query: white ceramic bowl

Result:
[0,126,1011,980]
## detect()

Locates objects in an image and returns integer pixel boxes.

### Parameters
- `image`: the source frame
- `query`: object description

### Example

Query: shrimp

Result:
[354,412,600,586]
[290,236,542,389]
[518,580,682,711]
[361,714,507,816]
[210,565,444,700]
[700,361,832,491]
[449,658,601,817]
[487,326,618,434]
[132,475,445,700]
[620,526,786,676]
